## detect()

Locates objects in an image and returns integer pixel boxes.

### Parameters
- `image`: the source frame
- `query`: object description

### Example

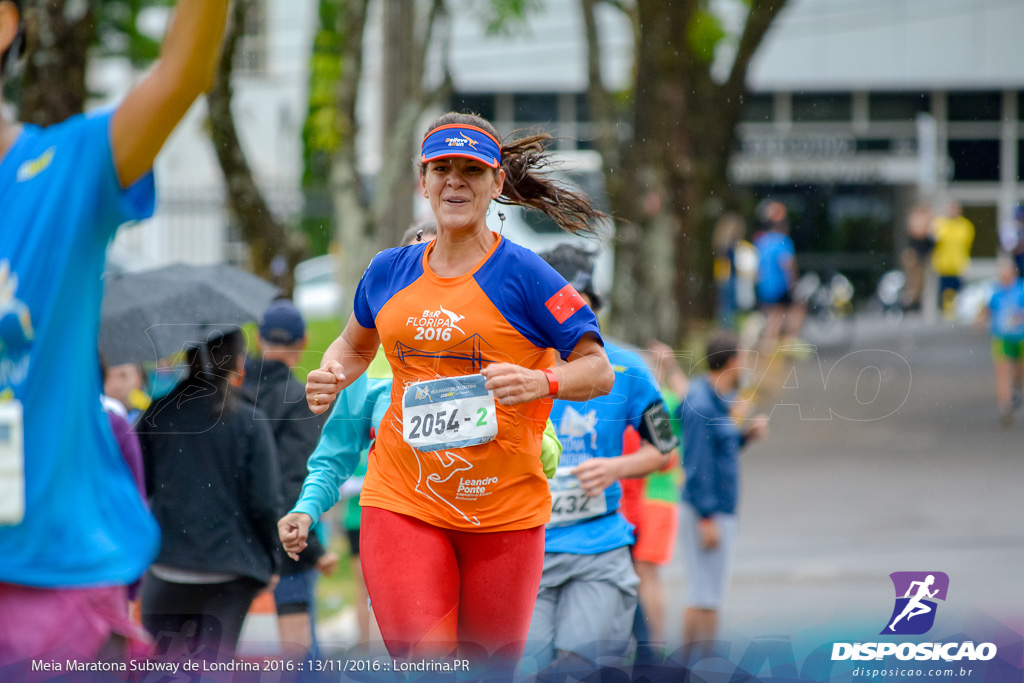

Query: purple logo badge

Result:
[880,572,949,635]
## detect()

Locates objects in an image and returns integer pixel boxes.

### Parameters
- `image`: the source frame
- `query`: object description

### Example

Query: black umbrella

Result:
[100,263,279,366]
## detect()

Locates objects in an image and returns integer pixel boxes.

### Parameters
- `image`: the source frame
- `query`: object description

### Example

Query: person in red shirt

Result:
[279,112,614,667]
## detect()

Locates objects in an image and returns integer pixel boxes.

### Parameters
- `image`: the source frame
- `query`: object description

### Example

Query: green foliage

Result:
[95,0,173,68]
[300,0,346,257]
[474,0,543,36]
[686,6,727,64]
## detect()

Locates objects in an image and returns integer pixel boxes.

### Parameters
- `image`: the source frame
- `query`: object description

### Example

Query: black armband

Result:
[638,401,679,454]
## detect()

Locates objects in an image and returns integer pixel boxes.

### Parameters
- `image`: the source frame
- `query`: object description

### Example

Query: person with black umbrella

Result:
[0,0,231,667]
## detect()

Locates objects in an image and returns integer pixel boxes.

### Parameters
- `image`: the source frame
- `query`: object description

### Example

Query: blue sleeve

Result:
[475,242,602,360]
[291,375,373,521]
[352,259,380,329]
[623,354,666,431]
[352,245,426,329]
[680,400,720,518]
[79,110,156,237]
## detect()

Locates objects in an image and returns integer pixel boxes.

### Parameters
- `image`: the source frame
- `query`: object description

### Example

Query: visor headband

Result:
[421,124,501,168]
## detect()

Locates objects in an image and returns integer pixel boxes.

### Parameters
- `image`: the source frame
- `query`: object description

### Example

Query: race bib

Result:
[547,466,607,527]
[0,400,25,526]
[403,374,498,452]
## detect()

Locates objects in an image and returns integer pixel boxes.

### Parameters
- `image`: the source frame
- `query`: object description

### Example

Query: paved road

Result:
[662,315,1024,645]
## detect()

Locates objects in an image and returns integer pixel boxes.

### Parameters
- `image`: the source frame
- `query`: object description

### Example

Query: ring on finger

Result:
[313,393,321,406]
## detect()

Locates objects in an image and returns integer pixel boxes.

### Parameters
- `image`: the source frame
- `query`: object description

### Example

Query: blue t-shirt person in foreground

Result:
[525,244,679,673]
[676,331,769,655]
[0,0,232,667]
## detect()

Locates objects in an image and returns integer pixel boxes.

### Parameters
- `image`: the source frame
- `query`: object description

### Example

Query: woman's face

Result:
[420,157,504,232]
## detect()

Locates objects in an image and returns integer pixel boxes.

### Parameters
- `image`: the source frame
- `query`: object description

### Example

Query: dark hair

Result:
[706,331,739,372]
[0,0,25,80]
[420,112,606,235]
[183,329,246,406]
[538,243,602,311]
[400,219,438,247]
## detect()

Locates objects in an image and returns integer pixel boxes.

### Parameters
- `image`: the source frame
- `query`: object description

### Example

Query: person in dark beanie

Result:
[243,300,331,658]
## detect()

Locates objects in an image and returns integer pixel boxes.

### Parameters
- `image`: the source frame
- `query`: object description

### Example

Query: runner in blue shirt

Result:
[0,0,231,666]
[525,245,679,673]
[978,258,1024,426]
[754,201,806,349]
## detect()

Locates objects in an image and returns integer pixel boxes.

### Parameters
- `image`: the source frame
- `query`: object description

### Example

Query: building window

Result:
[868,92,930,122]
[450,93,496,121]
[513,93,559,123]
[948,139,1000,182]
[236,0,267,76]
[947,91,1002,122]
[1018,140,1024,181]
[575,93,590,123]
[741,93,774,123]
[792,93,851,123]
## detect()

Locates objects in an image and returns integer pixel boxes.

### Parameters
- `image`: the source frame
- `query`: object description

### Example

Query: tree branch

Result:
[208,0,298,283]
[724,0,789,104]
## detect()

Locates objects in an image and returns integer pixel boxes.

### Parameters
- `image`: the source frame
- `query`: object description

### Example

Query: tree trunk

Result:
[331,0,374,304]
[581,0,787,345]
[208,0,304,292]
[18,0,95,126]
[333,0,451,309]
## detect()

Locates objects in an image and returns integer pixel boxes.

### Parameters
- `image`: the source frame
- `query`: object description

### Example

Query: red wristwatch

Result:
[541,368,559,398]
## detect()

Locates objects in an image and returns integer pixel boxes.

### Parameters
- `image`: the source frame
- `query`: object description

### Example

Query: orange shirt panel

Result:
[358,259,555,532]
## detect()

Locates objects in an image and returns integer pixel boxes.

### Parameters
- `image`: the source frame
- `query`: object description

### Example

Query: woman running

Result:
[279,112,614,664]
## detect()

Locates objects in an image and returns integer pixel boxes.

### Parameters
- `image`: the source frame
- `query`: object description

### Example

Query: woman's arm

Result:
[112,0,231,187]
[481,333,613,405]
[281,372,388,560]
[305,314,380,414]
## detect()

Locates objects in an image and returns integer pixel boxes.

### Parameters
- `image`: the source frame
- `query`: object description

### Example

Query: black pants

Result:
[140,572,263,660]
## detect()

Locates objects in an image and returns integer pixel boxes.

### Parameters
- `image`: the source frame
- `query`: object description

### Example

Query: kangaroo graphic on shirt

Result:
[415,449,481,526]
[437,305,466,336]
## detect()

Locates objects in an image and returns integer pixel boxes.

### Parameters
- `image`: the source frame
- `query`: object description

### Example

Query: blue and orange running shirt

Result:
[353,234,601,532]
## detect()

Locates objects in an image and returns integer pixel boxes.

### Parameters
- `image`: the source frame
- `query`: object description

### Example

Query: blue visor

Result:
[421,124,501,168]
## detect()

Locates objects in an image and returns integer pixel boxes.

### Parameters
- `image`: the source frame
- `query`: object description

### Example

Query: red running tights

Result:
[360,506,544,662]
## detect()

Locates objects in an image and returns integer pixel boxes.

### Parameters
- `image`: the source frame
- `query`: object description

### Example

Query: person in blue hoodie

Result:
[677,332,769,652]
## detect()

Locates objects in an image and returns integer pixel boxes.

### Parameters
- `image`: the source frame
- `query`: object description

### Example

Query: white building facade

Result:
[110,0,1024,291]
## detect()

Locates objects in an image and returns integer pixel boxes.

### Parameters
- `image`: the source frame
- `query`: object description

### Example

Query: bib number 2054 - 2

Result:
[403,374,498,452]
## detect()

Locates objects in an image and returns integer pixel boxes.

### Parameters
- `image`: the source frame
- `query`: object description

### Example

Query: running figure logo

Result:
[881,572,949,635]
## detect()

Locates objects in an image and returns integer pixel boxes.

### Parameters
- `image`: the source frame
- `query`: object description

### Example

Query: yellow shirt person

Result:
[932,205,975,277]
